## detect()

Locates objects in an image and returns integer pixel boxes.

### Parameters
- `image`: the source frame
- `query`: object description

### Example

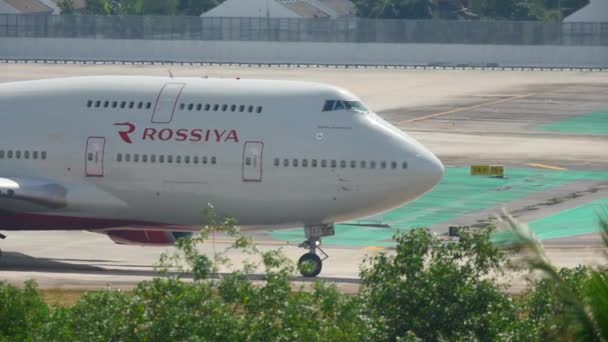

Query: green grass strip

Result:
[538,112,608,135]
[270,168,608,247]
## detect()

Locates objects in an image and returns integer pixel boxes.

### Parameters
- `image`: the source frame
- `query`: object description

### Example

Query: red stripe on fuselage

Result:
[0,213,176,231]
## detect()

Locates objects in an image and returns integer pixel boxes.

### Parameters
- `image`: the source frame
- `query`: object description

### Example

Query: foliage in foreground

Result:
[1,210,607,341]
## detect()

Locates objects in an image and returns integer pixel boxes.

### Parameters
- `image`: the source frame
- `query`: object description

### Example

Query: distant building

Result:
[0,0,54,14]
[0,0,86,14]
[201,0,355,18]
[564,0,608,22]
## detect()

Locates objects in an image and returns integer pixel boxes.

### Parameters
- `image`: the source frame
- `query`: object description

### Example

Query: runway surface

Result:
[1,63,607,292]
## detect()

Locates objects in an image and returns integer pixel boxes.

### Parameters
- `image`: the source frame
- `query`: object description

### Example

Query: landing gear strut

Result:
[0,233,5,258]
[297,224,335,277]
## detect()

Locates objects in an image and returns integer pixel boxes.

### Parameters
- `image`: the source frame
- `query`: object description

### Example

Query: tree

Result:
[501,209,608,341]
[142,0,179,15]
[359,228,520,340]
[352,0,436,19]
[57,0,75,14]
[84,0,143,15]
[177,0,224,16]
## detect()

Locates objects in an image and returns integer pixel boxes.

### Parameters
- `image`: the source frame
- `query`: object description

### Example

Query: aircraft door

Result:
[151,83,185,123]
[242,141,263,182]
[85,137,106,177]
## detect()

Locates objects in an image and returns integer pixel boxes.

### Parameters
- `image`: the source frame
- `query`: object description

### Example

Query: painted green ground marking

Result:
[539,112,608,135]
[270,168,608,247]
[493,198,608,244]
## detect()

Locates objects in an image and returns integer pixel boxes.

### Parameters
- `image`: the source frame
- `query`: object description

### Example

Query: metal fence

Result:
[0,14,606,46]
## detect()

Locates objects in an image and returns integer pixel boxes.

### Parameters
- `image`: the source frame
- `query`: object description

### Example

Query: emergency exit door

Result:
[151,83,185,123]
[242,141,264,182]
[85,137,105,177]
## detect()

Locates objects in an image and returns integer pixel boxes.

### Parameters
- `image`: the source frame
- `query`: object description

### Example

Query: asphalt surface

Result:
[1,63,607,292]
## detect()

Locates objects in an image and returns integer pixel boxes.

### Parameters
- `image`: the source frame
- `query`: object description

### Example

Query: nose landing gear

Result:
[0,233,5,258]
[297,224,335,277]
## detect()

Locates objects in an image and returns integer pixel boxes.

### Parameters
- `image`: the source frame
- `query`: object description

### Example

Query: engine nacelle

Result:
[105,230,193,246]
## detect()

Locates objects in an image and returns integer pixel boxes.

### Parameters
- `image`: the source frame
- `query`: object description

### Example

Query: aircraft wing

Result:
[0,176,67,210]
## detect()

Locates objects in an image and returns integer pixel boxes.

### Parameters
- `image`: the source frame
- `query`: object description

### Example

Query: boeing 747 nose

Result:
[416,147,445,194]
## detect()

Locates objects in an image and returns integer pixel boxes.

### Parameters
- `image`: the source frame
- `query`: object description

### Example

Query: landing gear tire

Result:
[298,252,322,277]
[297,224,335,277]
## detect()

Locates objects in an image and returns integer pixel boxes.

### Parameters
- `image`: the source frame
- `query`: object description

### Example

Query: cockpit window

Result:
[322,100,368,113]
[344,101,368,113]
[322,100,335,112]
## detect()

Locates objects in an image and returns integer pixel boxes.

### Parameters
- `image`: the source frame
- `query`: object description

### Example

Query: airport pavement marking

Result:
[364,246,385,252]
[209,239,290,246]
[537,111,608,136]
[398,93,536,125]
[527,163,568,171]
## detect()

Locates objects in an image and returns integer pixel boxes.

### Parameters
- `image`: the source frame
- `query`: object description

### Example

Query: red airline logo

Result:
[114,123,136,144]
[114,123,239,144]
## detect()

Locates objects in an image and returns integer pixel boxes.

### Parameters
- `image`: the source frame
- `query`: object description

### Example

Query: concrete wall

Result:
[1,37,607,68]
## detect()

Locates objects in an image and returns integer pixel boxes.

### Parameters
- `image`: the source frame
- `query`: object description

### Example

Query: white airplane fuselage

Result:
[0,76,443,232]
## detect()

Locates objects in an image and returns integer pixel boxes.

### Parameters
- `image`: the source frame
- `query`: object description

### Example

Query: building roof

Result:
[276,0,329,18]
[4,0,53,14]
[201,0,355,18]
[0,1,19,13]
[202,0,299,18]
[315,0,355,17]
[564,0,608,22]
